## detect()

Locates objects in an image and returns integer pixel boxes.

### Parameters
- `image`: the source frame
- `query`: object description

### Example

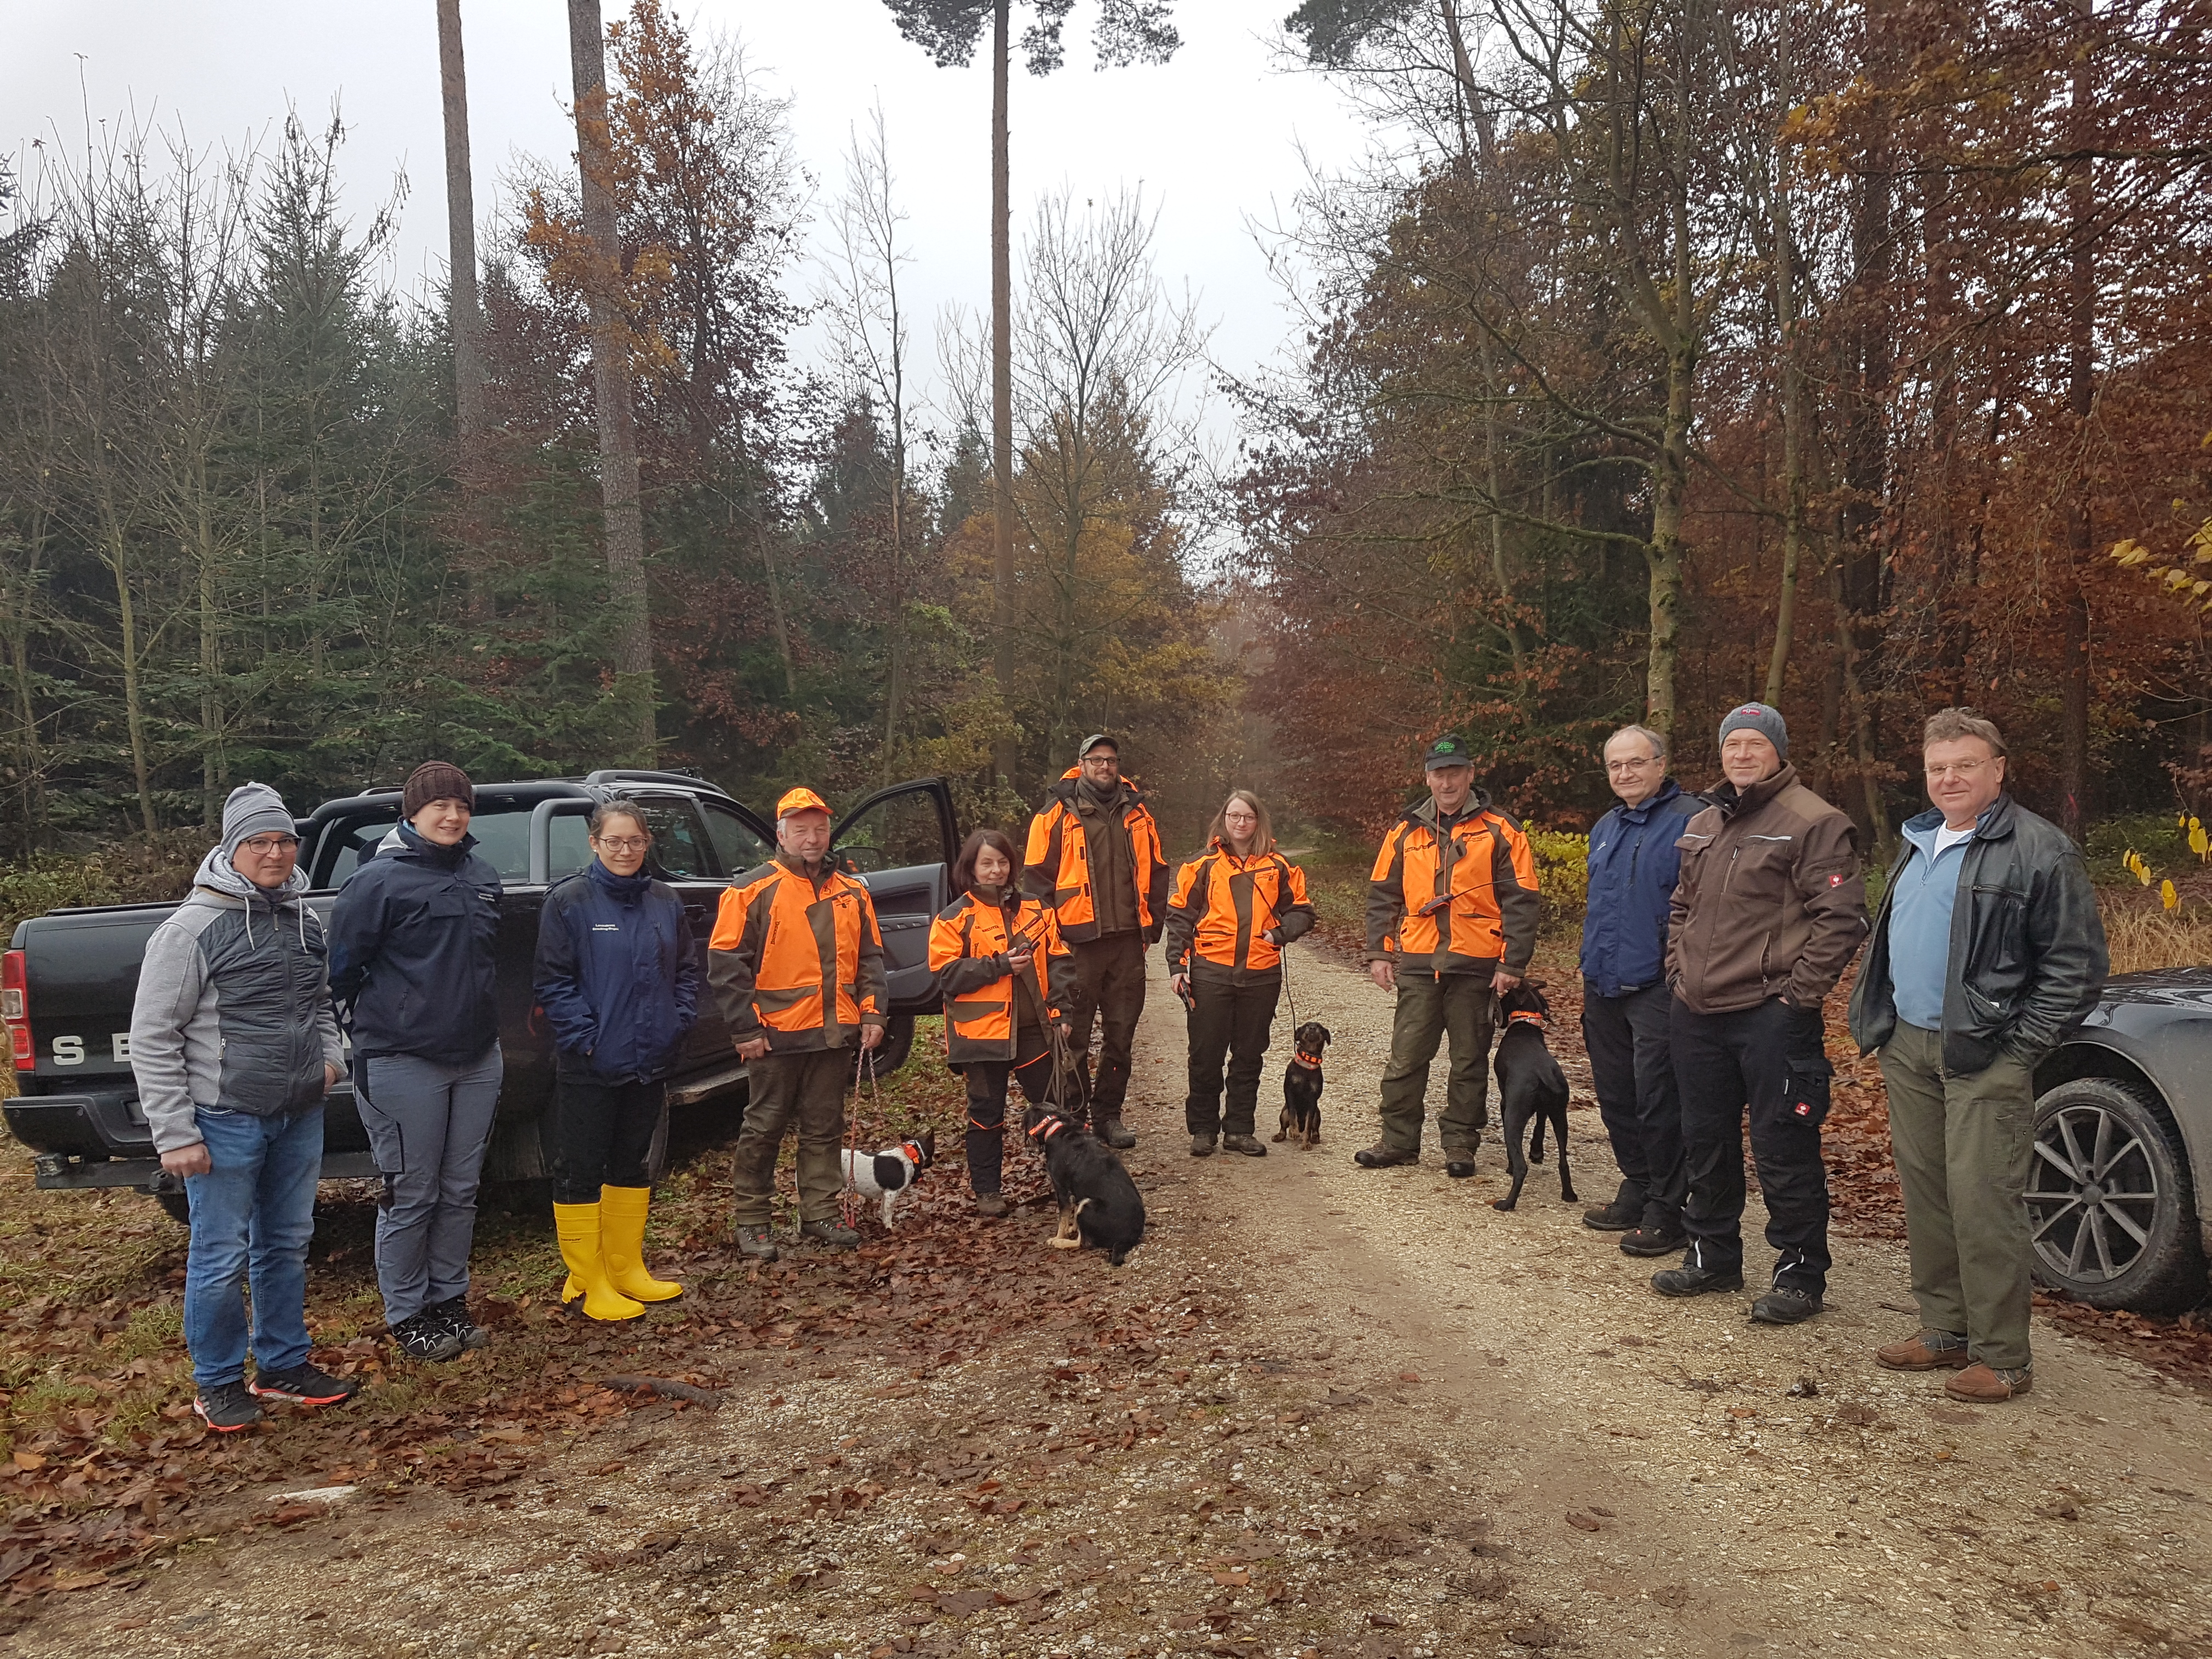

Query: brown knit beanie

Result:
[402,760,475,820]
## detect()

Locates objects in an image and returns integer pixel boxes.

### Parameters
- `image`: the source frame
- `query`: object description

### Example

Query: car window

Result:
[546,811,592,881]
[465,810,534,883]
[632,797,713,880]
[701,798,771,877]
[316,809,399,889]
[320,800,546,887]
[833,783,950,874]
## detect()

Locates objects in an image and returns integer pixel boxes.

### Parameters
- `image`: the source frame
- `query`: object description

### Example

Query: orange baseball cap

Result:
[776,786,831,820]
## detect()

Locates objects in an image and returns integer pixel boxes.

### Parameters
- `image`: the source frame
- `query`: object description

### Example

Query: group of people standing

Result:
[1380,708,2106,1407]
[135,765,709,1430]
[134,697,2111,1434]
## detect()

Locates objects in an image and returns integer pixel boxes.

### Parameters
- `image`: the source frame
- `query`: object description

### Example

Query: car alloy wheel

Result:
[2027,1077,2205,1312]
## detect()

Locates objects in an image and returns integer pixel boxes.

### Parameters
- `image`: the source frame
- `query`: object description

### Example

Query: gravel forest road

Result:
[24,943,2212,1659]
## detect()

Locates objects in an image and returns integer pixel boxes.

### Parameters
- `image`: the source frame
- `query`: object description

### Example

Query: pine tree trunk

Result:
[437,0,490,622]
[568,0,657,763]
[2059,0,2096,836]
[989,0,1018,786]
[1763,9,1806,710]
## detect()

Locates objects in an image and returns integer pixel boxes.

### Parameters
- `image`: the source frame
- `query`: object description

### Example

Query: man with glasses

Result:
[1849,709,2106,1402]
[131,783,359,1431]
[1022,735,1168,1150]
[1579,725,1702,1255]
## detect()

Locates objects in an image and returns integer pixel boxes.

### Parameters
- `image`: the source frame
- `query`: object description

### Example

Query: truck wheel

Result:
[155,1189,190,1226]
[2028,1077,2207,1312]
[866,1014,916,1080]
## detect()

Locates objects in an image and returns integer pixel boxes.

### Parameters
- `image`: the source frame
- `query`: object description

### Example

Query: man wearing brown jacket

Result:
[1658,703,1868,1324]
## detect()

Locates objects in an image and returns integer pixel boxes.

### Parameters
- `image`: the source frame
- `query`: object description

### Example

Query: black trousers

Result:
[962,1024,1054,1197]
[549,1073,663,1206]
[1673,997,1832,1295]
[1184,973,1281,1139]
[1581,983,1686,1224]
[1066,933,1147,1124]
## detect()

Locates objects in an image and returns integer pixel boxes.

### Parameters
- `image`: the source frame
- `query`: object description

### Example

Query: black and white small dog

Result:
[1273,1020,1331,1150]
[840,1129,937,1228]
[1022,1104,1146,1266]
[1491,982,1575,1212]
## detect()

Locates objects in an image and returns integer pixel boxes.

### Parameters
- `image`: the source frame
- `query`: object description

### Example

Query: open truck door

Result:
[832,778,960,1073]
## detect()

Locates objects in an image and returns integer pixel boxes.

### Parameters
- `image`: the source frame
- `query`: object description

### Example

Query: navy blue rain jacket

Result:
[1580,778,1702,998]
[328,822,504,1064]
[532,859,701,1083]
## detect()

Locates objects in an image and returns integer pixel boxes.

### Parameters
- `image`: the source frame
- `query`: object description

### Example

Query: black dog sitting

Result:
[1273,1020,1331,1149]
[1491,981,1575,1211]
[1023,1104,1146,1266]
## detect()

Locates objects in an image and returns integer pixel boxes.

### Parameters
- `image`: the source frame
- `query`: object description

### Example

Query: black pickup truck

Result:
[2,770,958,1217]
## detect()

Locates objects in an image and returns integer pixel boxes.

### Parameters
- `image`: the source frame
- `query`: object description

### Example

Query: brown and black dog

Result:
[1023,1104,1146,1266]
[1273,1020,1331,1149]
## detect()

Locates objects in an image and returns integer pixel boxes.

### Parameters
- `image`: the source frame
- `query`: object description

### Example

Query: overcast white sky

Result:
[6,1,1378,453]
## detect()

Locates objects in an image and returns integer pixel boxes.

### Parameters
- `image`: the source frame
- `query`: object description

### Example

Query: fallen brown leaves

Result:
[0,1029,1219,1609]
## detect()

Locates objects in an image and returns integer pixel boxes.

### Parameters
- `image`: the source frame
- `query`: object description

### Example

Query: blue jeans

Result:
[183,1103,325,1389]
[358,1046,503,1325]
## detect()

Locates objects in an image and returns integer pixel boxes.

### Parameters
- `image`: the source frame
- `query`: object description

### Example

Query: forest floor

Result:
[8,940,2212,1659]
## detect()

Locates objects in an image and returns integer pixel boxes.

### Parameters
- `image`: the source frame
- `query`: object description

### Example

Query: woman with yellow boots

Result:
[532,800,701,1319]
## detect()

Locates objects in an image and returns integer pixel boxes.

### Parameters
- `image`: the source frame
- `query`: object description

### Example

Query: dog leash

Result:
[842,1039,880,1229]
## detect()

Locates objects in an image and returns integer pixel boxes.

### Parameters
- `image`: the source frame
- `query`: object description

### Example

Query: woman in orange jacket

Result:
[927,830,1076,1215]
[1164,791,1315,1157]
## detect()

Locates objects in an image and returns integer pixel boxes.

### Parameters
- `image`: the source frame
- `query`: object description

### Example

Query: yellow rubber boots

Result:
[552,1203,644,1322]
[599,1185,683,1302]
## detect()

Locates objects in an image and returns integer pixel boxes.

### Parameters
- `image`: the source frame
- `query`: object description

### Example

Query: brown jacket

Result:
[1665,764,1867,1014]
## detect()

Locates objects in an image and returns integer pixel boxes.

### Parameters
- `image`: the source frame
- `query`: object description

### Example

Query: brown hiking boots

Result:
[1874,1330,1972,1371]
[1945,1362,2033,1403]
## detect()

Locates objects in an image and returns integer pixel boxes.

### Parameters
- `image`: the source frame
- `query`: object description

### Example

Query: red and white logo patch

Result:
[1828,872,1846,887]
[1795,1102,1812,1116]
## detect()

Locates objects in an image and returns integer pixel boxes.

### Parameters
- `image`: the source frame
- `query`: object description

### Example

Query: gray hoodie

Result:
[128,786,343,1152]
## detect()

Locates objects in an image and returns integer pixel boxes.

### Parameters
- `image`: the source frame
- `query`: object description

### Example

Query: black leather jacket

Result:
[1848,794,2108,1074]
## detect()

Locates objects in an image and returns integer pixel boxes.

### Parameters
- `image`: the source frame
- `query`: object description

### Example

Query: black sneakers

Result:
[1354,1145,1419,1169]
[1620,1223,1689,1258]
[427,1294,490,1351]
[194,1380,263,1433]
[250,1363,363,1406]
[1650,1260,1746,1297]
[1750,1286,1824,1325]
[390,1310,464,1363]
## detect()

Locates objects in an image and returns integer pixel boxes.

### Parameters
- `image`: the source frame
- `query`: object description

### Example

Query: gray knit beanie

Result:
[1717,701,1788,759]
[221,782,296,859]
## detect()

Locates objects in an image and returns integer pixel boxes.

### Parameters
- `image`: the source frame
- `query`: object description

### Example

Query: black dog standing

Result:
[1023,1104,1147,1266]
[1491,983,1575,1211]
[1273,1021,1331,1149]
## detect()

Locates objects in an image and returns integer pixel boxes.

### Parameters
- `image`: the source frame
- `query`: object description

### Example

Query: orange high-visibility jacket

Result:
[1020,768,1169,944]
[1365,793,1541,976]
[926,890,1074,1064]
[1163,840,1316,984]
[708,854,887,1053]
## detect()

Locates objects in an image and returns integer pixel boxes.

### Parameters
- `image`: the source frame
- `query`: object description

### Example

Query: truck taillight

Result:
[2,950,29,1071]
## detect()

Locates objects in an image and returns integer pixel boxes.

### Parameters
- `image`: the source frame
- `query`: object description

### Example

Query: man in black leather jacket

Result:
[1848,709,2108,1404]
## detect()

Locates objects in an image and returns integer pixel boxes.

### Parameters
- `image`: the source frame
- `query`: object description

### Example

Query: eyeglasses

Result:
[1925,759,1996,781]
[1605,757,1661,774]
[239,835,299,854]
[595,836,651,852]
